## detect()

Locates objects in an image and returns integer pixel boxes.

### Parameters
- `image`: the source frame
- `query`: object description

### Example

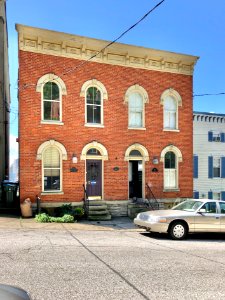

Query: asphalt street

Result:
[0,217,225,300]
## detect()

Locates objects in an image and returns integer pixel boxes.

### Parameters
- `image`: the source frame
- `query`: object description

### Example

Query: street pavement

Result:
[0,216,225,300]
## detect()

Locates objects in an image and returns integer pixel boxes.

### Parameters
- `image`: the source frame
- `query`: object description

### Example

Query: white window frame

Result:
[213,157,221,178]
[124,84,149,130]
[80,79,108,128]
[36,73,67,125]
[36,140,67,194]
[160,145,182,191]
[160,88,182,131]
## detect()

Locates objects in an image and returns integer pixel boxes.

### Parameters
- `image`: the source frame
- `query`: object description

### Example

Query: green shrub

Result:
[73,207,84,217]
[35,213,50,223]
[55,203,73,217]
[35,213,74,223]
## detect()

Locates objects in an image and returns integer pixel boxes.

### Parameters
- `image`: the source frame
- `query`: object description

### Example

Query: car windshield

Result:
[172,200,203,212]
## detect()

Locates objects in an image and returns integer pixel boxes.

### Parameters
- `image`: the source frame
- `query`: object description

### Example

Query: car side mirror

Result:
[198,208,206,214]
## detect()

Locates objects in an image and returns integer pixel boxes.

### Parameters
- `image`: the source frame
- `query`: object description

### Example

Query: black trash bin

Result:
[1,181,19,209]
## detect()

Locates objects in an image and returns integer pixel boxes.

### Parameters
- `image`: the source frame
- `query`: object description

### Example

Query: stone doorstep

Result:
[88,205,108,211]
[88,210,110,216]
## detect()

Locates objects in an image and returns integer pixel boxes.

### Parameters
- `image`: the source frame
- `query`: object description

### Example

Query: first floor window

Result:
[164,151,177,189]
[213,192,221,200]
[43,146,61,191]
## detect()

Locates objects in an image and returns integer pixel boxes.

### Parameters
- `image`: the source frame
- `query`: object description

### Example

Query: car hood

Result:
[141,209,194,218]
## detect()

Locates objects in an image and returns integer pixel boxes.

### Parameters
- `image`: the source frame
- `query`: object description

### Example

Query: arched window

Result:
[43,146,61,191]
[43,82,60,121]
[36,140,67,193]
[160,145,182,190]
[124,85,149,129]
[161,89,182,131]
[86,87,102,124]
[128,93,144,128]
[36,73,67,124]
[80,79,108,127]
[164,96,177,129]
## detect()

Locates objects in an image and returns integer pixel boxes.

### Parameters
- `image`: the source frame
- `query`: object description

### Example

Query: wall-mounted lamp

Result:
[72,153,78,164]
[152,156,159,164]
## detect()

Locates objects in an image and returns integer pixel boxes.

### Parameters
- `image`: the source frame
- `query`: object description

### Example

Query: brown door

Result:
[86,160,102,198]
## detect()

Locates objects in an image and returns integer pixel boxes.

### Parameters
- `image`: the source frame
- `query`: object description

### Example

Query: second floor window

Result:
[164,96,177,129]
[86,87,102,124]
[43,82,60,121]
[128,93,144,128]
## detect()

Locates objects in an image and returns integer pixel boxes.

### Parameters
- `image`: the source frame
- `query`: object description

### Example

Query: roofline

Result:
[194,111,225,117]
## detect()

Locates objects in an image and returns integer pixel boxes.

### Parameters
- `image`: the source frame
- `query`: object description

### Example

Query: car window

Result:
[172,200,203,211]
[219,203,225,214]
[201,202,217,213]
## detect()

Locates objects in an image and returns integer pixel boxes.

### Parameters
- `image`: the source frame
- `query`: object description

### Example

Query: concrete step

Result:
[88,210,109,216]
[87,200,106,206]
[87,214,112,221]
[88,205,108,211]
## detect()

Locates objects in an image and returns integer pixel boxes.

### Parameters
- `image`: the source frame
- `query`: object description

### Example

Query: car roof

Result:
[191,199,225,203]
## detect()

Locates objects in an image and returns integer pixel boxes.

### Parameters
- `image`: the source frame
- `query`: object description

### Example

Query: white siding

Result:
[193,113,225,199]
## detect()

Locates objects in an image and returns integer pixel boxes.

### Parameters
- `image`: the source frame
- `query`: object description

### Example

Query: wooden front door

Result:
[86,160,102,198]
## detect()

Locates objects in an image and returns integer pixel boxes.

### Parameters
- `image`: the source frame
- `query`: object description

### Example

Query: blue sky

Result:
[7,0,225,139]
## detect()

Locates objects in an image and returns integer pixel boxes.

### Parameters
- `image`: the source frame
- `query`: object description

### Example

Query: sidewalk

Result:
[0,215,141,231]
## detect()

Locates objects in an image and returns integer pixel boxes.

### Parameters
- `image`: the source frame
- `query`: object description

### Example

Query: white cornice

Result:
[16,24,199,76]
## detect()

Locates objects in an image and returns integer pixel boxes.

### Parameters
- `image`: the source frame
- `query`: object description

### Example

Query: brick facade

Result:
[17,25,198,210]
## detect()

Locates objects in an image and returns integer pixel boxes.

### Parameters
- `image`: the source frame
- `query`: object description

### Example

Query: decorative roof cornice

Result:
[16,24,199,76]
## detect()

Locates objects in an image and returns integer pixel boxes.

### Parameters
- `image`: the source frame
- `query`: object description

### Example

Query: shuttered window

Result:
[128,93,144,128]
[193,191,199,199]
[43,147,61,191]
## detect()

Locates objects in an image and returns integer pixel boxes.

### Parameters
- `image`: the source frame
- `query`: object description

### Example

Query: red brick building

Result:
[16,24,198,215]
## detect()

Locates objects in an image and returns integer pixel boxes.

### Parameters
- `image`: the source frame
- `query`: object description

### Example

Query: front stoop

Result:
[87,200,112,221]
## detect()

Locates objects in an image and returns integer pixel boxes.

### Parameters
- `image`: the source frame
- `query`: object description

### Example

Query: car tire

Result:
[169,222,187,240]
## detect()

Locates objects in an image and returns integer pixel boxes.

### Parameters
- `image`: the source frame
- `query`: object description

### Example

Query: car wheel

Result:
[169,222,187,240]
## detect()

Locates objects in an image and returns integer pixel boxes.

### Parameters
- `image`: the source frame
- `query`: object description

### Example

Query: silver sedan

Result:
[134,199,225,240]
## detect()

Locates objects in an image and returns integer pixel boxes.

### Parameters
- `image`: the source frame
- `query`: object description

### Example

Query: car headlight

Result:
[149,216,167,223]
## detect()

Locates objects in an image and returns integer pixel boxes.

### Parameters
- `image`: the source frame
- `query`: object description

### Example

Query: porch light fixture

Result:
[152,156,159,164]
[72,153,78,164]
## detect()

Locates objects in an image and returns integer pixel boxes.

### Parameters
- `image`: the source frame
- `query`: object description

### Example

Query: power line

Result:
[19,0,166,91]
[194,92,225,97]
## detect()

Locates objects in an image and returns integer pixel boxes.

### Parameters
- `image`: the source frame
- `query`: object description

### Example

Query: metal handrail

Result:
[83,184,89,216]
[146,183,159,210]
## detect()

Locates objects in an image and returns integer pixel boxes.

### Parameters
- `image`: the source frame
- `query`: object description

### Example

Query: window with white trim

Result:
[43,82,60,121]
[164,151,177,189]
[213,158,221,178]
[86,87,102,124]
[160,89,182,131]
[128,93,144,128]
[213,192,221,200]
[43,146,61,191]
[164,96,177,129]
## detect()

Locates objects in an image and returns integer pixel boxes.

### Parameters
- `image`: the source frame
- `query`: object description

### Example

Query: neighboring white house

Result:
[193,111,225,200]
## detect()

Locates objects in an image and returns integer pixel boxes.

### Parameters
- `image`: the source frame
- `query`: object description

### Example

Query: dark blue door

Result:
[86,160,102,198]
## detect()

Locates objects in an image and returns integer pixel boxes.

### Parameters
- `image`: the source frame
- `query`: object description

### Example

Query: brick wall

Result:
[19,51,193,203]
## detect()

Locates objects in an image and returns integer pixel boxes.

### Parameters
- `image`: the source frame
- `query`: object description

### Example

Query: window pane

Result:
[86,87,101,105]
[43,82,59,100]
[130,150,142,156]
[87,148,101,155]
[87,104,101,123]
[164,96,176,110]
[201,202,217,213]
[213,167,220,177]
[44,101,60,121]
[44,147,60,168]
[164,169,176,188]
[44,169,60,191]
[129,93,143,127]
[165,152,176,169]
